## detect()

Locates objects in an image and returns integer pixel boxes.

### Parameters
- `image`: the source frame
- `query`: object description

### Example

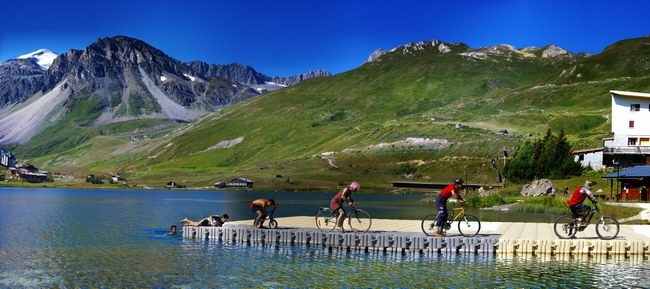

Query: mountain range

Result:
[2,35,650,190]
[0,36,330,144]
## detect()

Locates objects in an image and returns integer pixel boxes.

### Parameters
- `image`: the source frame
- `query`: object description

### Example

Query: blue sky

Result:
[1,0,649,77]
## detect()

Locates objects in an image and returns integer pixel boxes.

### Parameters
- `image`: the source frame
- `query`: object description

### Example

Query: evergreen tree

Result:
[504,129,582,182]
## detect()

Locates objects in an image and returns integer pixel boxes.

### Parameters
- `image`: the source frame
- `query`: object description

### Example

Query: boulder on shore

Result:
[521,179,555,197]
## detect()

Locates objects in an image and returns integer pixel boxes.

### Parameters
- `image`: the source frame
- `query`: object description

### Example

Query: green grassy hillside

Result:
[22,37,650,190]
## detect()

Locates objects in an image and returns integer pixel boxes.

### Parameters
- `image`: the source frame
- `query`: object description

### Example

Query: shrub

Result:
[464,195,482,208]
[482,194,507,207]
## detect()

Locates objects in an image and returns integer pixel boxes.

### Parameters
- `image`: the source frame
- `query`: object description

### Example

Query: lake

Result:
[0,187,647,288]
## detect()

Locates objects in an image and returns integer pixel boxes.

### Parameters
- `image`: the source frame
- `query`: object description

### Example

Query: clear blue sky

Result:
[1,0,648,77]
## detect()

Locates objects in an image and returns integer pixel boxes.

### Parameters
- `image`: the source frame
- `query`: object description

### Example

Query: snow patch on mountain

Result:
[183,73,196,81]
[17,49,58,70]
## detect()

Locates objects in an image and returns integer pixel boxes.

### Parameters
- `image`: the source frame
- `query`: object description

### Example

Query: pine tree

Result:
[504,129,582,182]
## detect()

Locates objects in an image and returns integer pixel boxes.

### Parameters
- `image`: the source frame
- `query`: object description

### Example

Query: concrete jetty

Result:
[182,217,650,257]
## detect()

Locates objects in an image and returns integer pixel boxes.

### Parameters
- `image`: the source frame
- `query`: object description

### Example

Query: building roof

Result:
[571,147,603,154]
[230,177,253,183]
[602,165,650,179]
[610,90,650,99]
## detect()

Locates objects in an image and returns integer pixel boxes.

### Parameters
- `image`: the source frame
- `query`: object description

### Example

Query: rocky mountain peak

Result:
[541,45,571,58]
[0,58,45,105]
[366,40,459,63]
[186,61,331,90]
[366,48,386,62]
[367,39,582,63]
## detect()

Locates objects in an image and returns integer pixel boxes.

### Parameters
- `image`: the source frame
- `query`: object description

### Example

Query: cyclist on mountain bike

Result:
[250,198,277,228]
[434,178,466,237]
[568,180,598,226]
[329,181,359,232]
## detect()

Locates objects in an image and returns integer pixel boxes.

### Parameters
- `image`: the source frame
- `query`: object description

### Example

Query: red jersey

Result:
[439,183,455,199]
[329,187,353,210]
[568,186,589,206]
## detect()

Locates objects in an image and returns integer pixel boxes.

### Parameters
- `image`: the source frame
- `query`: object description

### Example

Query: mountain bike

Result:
[421,205,481,237]
[253,210,278,229]
[315,203,372,233]
[553,203,619,240]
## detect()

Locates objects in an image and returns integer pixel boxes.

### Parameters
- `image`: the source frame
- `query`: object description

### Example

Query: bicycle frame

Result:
[440,206,467,228]
[315,203,372,233]
[421,204,481,237]
[255,209,278,229]
[328,204,361,218]
[575,205,600,228]
[450,207,467,221]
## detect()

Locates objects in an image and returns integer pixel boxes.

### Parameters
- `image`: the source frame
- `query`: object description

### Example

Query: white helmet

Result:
[584,180,596,189]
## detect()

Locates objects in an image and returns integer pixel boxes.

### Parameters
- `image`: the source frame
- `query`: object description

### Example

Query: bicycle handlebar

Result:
[592,203,600,212]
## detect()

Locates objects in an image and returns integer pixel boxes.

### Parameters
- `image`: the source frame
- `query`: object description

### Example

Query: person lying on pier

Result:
[180,214,230,227]
[433,178,466,237]
[329,181,360,232]
[250,198,277,228]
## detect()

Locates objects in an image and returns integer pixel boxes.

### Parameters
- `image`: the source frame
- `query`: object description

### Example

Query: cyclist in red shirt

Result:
[434,178,466,237]
[567,180,598,226]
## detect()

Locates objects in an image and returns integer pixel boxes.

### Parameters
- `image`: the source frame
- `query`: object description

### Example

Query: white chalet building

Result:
[572,90,650,170]
[603,90,650,167]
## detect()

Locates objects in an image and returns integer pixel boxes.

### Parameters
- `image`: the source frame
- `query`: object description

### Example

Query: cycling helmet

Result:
[454,178,464,185]
[349,182,360,191]
[584,180,596,189]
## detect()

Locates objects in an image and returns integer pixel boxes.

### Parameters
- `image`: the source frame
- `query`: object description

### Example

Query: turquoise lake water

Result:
[0,187,647,288]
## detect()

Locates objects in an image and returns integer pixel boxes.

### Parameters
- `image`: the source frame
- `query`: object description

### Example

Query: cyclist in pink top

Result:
[329,182,360,232]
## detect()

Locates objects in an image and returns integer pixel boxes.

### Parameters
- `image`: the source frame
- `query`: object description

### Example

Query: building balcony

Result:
[603,146,650,154]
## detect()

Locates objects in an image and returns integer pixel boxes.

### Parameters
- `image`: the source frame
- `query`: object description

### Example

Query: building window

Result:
[631,104,640,111]
[628,138,638,146]
[629,120,635,128]
[578,154,584,161]
[641,138,650,146]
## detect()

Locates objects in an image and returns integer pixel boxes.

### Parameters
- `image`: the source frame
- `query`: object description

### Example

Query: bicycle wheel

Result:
[315,209,336,232]
[348,209,371,233]
[553,215,577,239]
[596,216,620,240]
[421,213,439,236]
[457,214,481,237]
[268,219,278,229]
